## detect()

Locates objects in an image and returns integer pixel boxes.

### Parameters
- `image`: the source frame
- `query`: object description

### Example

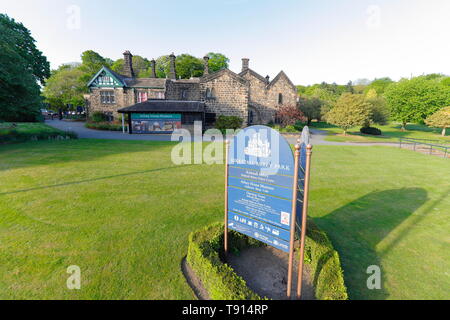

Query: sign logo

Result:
[244,133,272,158]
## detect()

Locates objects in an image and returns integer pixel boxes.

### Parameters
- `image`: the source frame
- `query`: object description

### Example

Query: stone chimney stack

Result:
[123,51,134,78]
[242,58,250,72]
[169,53,177,80]
[203,56,210,75]
[150,59,156,78]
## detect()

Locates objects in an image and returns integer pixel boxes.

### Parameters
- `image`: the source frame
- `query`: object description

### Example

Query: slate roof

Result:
[124,78,167,88]
[239,68,268,84]
[118,100,206,113]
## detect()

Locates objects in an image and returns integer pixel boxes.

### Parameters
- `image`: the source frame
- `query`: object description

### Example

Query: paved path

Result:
[46,120,397,146]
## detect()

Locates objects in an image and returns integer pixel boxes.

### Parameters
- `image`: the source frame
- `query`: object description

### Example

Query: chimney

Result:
[169,53,177,80]
[150,59,156,78]
[265,75,270,84]
[203,56,210,75]
[123,51,134,78]
[242,58,249,72]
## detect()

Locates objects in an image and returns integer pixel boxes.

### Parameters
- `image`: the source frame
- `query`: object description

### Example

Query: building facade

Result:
[85,51,298,128]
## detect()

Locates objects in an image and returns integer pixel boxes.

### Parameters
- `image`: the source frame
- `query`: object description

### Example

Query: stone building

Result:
[85,51,297,132]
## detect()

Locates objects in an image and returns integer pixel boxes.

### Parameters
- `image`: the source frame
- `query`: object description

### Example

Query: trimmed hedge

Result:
[85,122,123,131]
[187,221,348,300]
[360,126,382,136]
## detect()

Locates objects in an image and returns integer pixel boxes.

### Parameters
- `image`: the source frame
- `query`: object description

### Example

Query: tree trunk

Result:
[443,127,447,137]
[343,129,347,136]
[401,121,407,131]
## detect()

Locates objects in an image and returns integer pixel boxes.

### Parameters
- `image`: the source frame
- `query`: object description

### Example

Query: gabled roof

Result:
[118,100,205,113]
[239,68,268,84]
[87,66,128,87]
[124,78,166,88]
[201,68,248,86]
[268,70,297,91]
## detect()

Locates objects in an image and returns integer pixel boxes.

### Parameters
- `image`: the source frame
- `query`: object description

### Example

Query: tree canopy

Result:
[384,76,450,130]
[425,106,450,136]
[326,93,372,135]
[0,14,50,121]
[111,55,152,78]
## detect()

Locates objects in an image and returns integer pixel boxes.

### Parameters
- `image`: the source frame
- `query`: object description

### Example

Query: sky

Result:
[2,0,450,85]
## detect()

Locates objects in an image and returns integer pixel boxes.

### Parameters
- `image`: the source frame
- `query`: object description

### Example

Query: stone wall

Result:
[165,80,201,101]
[200,71,249,125]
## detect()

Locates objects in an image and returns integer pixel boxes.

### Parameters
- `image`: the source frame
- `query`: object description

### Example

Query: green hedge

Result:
[187,221,348,300]
[85,122,123,131]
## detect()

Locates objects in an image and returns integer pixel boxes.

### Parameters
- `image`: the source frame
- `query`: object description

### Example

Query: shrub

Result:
[85,122,123,131]
[294,121,304,132]
[187,222,348,300]
[360,127,382,136]
[425,106,450,136]
[0,127,77,144]
[276,105,306,127]
[90,111,108,123]
[215,115,243,132]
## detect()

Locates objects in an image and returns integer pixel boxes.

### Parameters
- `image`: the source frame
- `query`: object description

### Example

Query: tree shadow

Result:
[315,188,428,300]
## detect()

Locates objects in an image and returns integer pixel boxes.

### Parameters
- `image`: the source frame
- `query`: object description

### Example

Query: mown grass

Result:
[0,122,66,135]
[0,140,448,300]
[310,122,450,143]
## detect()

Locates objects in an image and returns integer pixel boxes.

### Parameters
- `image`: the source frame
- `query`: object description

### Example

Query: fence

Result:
[399,138,449,159]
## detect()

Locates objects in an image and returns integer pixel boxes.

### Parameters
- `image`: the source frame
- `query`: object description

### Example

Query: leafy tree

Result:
[42,64,85,111]
[298,97,323,125]
[425,106,450,136]
[365,96,390,126]
[0,14,50,121]
[78,50,112,84]
[384,77,450,130]
[0,14,50,86]
[155,55,170,78]
[176,54,204,79]
[111,55,151,78]
[326,93,372,135]
[206,52,229,73]
[364,77,393,95]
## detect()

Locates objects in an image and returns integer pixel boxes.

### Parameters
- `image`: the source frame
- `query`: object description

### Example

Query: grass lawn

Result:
[310,122,450,143]
[0,122,66,135]
[0,139,449,300]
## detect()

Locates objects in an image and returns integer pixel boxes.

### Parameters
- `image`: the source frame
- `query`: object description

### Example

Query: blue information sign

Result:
[227,126,295,253]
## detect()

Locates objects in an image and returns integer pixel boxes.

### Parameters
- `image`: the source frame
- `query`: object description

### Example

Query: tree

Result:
[0,14,50,121]
[425,106,450,136]
[365,96,390,126]
[42,64,85,111]
[384,77,450,130]
[298,97,322,125]
[364,77,393,95]
[206,52,229,73]
[111,55,151,78]
[78,50,112,84]
[155,55,170,78]
[276,105,306,127]
[326,93,372,135]
[176,54,204,79]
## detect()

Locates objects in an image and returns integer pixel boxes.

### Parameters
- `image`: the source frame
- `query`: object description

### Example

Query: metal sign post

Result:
[287,144,300,298]
[224,140,230,256]
[297,145,313,299]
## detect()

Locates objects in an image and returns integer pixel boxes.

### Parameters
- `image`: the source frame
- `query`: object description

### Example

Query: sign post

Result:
[297,144,313,299]
[224,126,313,299]
[287,144,300,298]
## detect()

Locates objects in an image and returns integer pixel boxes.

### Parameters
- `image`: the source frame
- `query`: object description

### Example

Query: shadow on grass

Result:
[0,165,194,196]
[315,188,428,300]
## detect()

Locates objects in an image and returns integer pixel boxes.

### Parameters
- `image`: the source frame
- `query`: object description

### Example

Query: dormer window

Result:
[97,72,114,86]
[278,93,283,105]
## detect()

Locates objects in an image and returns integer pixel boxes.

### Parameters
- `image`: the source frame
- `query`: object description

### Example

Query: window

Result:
[181,89,188,100]
[205,88,215,100]
[248,110,254,124]
[278,93,283,105]
[156,92,165,100]
[136,91,148,103]
[100,91,115,104]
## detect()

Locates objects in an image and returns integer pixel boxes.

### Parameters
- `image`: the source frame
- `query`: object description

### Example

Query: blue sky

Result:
[3,0,450,85]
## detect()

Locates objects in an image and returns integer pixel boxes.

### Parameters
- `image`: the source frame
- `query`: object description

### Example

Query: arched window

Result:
[278,93,283,105]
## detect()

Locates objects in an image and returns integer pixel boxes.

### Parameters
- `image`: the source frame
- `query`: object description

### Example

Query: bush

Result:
[0,127,77,144]
[85,122,123,131]
[90,111,109,123]
[294,121,304,132]
[360,127,382,136]
[215,115,243,132]
[187,222,348,300]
